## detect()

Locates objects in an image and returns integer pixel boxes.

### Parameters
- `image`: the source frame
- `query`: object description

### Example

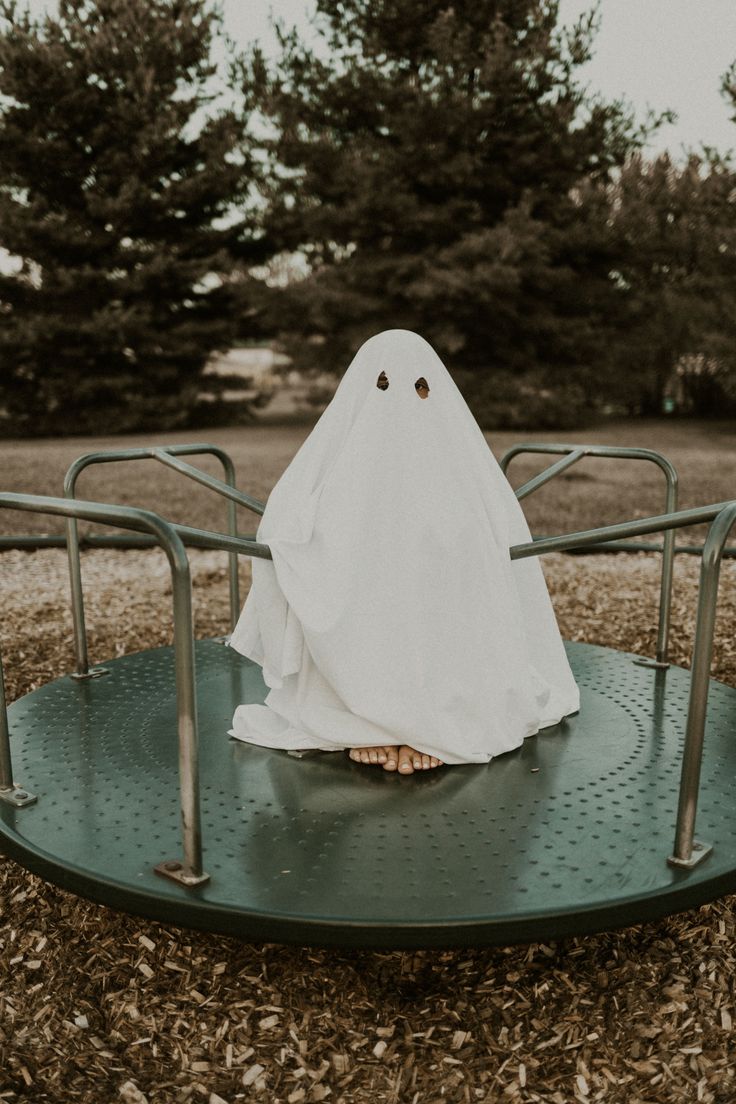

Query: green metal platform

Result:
[2,636,736,949]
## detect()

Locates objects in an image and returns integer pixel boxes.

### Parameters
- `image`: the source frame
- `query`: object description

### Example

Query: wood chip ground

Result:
[1,547,735,1104]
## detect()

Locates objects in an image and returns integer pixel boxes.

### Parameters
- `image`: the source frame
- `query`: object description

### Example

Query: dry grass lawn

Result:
[0,416,735,1104]
[0,416,734,543]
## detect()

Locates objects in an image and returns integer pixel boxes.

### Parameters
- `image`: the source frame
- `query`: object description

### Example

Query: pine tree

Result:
[238,0,665,426]
[0,0,266,435]
[606,151,736,416]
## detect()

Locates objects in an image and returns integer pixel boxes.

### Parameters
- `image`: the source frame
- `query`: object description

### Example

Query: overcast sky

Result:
[15,0,736,162]
[219,0,736,163]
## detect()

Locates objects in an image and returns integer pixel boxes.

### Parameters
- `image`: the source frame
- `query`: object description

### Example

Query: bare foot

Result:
[348,745,443,773]
[348,745,395,767]
[396,745,443,774]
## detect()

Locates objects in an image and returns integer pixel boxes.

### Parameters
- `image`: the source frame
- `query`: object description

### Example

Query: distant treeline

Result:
[1,0,735,436]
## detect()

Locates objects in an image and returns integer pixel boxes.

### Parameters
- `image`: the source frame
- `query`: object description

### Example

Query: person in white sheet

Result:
[227,328,580,775]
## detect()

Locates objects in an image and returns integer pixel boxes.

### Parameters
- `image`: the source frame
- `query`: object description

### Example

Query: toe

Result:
[398,746,414,774]
[421,754,431,769]
[383,746,399,771]
[369,749,378,763]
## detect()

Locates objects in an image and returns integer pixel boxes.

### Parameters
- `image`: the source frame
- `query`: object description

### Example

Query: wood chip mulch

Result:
[1,548,735,1104]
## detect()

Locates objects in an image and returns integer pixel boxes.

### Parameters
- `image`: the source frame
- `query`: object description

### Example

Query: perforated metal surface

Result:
[2,639,736,948]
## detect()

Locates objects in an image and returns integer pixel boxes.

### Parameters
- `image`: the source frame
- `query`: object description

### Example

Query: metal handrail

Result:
[506,495,736,869]
[0,492,209,887]
[669,500,736,868]
[71,493,736,870]
[150,447,267,513]
[3,488,732,877]
[2,532,736,559]
[63,444,265,677]
[500,443,678,666]
[509,500,733,557]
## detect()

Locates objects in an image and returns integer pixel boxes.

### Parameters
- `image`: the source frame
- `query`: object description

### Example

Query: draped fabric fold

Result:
[227,328,580,764]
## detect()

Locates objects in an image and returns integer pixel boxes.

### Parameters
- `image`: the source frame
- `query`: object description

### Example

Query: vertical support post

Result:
[64,461,109,680]
[656,525,676,664]
[63,445,243,671]
[667,502,736,868]
[0,627,38,807]
[64,514,87,674]
[154,535,209,886]
[0,650,12,789]
[634,461,678,669]
[64,514,108,680]
[217,452,241,630]
[3,490,210,881]
[654,467,678,666]
[499,442,679,669]
[227,490,240,631]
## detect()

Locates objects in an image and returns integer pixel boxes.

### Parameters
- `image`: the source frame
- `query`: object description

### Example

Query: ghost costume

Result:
[227,328,580,765]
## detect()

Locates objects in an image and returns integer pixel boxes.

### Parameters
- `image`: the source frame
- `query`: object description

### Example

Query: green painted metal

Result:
[1,533,734,558]
[669,501,736,866]
[2,470,736,944]
[0,492,206,884]
[62,444,265,676]
[561,538,736,559]
[149,447,266,514]
[0,534,169,550]
[500,444,679,666]
[0,649,27,799]
[2,638,736,949]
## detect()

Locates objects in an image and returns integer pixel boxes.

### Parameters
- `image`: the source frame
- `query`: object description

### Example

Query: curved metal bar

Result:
[0,492,208,887]
[125,496,733,561]
[0,532,260,551]
[63,444,252,675]
[3,490,733,879]
[500,443,679,665]
[504,490,736,872]
[170,522,271,559]
[115,496,736,872]
[4,531,736,557]
[149,447,267,514]
[537,536,736,559]
[667,501,736,868]
[82,497,729,561]
[508,499,734,559]
[512,447,588,499]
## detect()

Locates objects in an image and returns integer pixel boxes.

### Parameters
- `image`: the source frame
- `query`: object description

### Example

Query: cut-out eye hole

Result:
[415,376,429,398]
[377,371,389,390]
